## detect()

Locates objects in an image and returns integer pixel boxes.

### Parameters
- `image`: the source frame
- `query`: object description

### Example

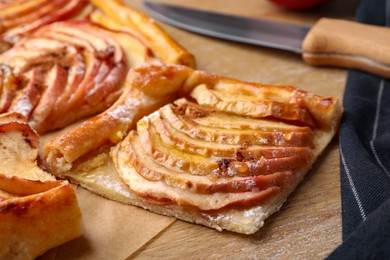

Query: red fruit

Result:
[269,0,331,10]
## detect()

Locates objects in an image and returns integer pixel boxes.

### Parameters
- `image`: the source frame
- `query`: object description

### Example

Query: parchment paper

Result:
[39,188,174,260]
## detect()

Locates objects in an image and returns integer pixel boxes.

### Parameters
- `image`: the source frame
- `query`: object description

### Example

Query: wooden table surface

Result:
[41,0,360,259]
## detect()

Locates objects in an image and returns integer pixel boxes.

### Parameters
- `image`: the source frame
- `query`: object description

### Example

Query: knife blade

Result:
[143,1,390,79]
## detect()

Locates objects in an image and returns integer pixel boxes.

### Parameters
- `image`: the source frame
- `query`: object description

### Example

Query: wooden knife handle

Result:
[302,18,390,78]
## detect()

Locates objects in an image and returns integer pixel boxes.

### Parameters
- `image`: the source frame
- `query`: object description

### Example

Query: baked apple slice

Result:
[0,114,50,181]
[32,22,130,128]
[150,109,313,158]
[192,84,317,127]
[113,131,292,210]
[122,120,301,195]
[161,99,315,147]
[0,0,89,51]
[133,135,288,193]
[114,157,286,211]
[1,0,196,67]
[29,64,69,126]
[191,81,340,129]
[137,108,312,177]
[111,89,312,211]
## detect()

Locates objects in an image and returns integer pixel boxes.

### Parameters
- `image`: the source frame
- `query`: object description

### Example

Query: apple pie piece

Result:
[44,63,342,234]
[0,112,82,259]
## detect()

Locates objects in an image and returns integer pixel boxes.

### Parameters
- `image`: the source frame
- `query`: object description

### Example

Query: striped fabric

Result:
[328,0,390,258]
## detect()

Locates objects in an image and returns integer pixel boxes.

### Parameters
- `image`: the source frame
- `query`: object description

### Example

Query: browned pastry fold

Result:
[44,62,205,172]
[89,0,196,68]
[0,176,82,259]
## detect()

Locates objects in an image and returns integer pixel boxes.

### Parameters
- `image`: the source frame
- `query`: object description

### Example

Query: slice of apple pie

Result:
[44,62,342,234]
[0,112,82,259]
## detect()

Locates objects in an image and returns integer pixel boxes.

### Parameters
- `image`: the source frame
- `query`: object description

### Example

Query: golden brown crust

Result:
[0,178,82,259]
[89,0,196,68]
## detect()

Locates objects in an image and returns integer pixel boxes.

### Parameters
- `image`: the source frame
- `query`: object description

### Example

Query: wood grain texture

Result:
[303,18,390,79]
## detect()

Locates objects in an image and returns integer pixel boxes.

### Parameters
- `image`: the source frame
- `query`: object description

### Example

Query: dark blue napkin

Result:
[327,0,390,258]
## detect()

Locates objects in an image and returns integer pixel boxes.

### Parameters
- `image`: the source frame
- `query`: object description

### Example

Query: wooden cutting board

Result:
[39,0,360,259]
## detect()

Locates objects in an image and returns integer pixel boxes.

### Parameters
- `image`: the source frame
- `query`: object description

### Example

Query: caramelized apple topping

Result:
[0,21,153,133]
[112,90,337,211]
[191,81,342,129]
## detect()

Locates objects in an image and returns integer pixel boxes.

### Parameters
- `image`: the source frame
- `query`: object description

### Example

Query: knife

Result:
[143,1,390,79]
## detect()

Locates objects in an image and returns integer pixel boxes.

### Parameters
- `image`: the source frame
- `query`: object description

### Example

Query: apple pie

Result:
[0,112,82,259]
[44,62,342,234]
